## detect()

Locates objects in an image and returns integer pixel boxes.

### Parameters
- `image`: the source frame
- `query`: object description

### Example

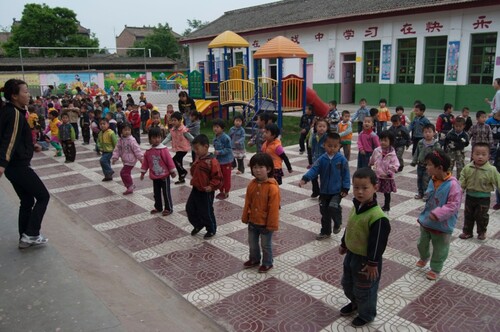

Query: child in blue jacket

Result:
[213,119,234,200]
[300,133,351,240]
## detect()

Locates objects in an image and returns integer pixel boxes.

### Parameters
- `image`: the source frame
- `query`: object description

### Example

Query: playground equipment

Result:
[188,31,330,128]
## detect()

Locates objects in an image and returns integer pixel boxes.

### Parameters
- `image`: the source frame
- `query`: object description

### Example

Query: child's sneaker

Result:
[258,265,273,273]
[174,178,185,185]
[477,233,486,240]
[216,192,228,200]
[351,317,369,327]
[333,226,341,234]
[414,194,423,199]
[316,233,331,240]
[123,185,135,195]
[415,259,428,268]
[102,177,113,182]
[243,260,260,269]
[19,233,48,249]
[426,270,440,280]
[459,233,473,240]
[162,209,172,216]
[340,303,357,316]
[493,203,500,210]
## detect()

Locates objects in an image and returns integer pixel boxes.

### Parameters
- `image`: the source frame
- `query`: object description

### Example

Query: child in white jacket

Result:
[112,122,144,194]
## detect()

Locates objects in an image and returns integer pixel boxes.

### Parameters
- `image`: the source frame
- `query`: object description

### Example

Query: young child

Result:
[242,153,281,273]
[377,98,391,131]
[436,103,454,147]
[140,102,150,134]
[457,106,473,132]
[213,119,233,199]
[351,98,370,133]
[80,105,91,145]
[326,100,340,133]
[338,168,390,327]
[395,106,410,128]
[164,104,175,129]
[388,114,410,172]
[357,116,380,169]
[411,124,440,199]
[187,110,201,163]
[146,110,167,139]
[128,104,141,144]
[90,110,101,153]
[369,108,382,134]
[299,104,315,154]
[459,143,500,240]
[58,113,76,163]
[140,127,177,216]
[97,118,118,181]
[229,114,246,174]
[309,118,330,197]
[248,112,267,154]
[112,122,144,195]
[114,105,127,137]
[444,117,469,179]
[300,133,350,239]
[416,149,461,280]
[162,112,194,184]
[468,110,493,150]
[485,109,500,161]
[186,134,223,239]
[105,112,118,134]
[262,124,293,185]
[409,103,431,156]
[44,110,62,157]
[338,110,353,161]
[369,131,399,211]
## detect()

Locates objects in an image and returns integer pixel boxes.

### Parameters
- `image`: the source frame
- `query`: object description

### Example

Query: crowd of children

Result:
[17,84,500,329]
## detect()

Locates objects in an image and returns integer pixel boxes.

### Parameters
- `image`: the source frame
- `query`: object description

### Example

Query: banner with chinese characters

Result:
[328,48,335,79]
[446,41,460,82]
[381,45,392,80]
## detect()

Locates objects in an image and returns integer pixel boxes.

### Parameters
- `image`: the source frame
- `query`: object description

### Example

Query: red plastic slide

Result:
[305,87,329,117]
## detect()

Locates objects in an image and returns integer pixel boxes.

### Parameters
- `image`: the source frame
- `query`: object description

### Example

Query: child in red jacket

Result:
[128,104,141,144]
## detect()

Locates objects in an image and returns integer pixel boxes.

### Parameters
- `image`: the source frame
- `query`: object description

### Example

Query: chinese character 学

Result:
[425,21,443,33]
[290,35,300,44]
[400,23,416,35]
[343,29,355,40]
[473,16,492,30]
[315,32,324,42]
[364,27,378,38]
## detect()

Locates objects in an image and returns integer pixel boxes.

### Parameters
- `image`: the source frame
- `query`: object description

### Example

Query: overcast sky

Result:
[0,0,275,49]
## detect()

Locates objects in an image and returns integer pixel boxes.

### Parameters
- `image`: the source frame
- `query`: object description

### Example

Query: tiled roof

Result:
[121,26,182,39]
[183,0,487,41]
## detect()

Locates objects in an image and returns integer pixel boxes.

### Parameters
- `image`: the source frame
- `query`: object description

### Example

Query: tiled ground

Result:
[30,125,500,332]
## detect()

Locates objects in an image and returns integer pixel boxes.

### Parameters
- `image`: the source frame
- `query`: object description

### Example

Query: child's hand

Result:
[288,168,293,174]
[140,173,145,181]
[299,180,306,187]
[340,191,348,198]
[429,212,438,221]
[34,143,42,152]
[339,246,347,255]
[204,186,212,192]
[301,129,306,134]
[410,162,416,167]
[170,171,177,178]
[360,150,366,155]
[362,265,379,281]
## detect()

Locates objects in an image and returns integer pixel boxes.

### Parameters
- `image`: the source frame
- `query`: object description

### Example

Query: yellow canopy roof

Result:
[253,36,308,59]
[208,31,249,49]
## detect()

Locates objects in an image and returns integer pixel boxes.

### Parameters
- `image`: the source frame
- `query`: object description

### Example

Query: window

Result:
[364,41,380,83]
[235,51,244,65]
[424,36,447,83]
[397,38,417,83]
[469,32,497,85]
[252,51,262,76]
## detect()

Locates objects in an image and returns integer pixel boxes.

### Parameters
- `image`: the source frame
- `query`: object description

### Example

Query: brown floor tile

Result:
[77,199,147,224]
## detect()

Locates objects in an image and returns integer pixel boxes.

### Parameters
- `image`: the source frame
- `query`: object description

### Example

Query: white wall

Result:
[187,5,500,86]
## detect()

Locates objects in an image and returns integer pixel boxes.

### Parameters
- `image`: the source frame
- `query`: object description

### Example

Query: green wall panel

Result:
[312,83,340,103]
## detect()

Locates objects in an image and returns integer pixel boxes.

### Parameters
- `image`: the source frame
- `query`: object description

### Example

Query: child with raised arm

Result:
[338,110,353,161]
[338,168,390,328]
[416,149,461,280]
[187,134,223,239]
[300,133,350,240]
[162,112,194,185]
[242,153,281,273]
[112,122,144,195]
[141,127,177,216]
[459,143,500,240]
[213,119,233,199]
[444,117,469,179]
[299,104,315,154]
[229,114,246,174]
[262,124,293,185]
[388,114,410,172]
[357,116,380,169]
[58,112,76,163]
[369,131,399,211]
[97,118,118,181]
[411,123,440,199]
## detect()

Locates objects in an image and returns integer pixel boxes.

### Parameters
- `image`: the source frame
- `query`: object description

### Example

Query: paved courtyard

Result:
[30,122,500,332]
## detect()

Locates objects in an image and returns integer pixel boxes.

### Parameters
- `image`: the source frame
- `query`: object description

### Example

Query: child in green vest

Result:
[338,168,391,328]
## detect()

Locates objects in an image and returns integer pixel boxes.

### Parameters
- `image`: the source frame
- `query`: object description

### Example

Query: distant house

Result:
[115,25,182,56]
[0,32,9,56]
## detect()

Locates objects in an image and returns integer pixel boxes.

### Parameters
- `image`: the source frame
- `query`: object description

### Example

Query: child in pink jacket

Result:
[357,116,380,168]
[140,127,177,216]
[112,122,144,195]
[369,130,400,212]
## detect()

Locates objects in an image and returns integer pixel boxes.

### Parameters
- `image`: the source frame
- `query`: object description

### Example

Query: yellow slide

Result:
[195,99,218,115]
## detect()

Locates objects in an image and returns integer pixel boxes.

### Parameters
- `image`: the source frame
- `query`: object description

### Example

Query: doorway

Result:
[341,53,356,104]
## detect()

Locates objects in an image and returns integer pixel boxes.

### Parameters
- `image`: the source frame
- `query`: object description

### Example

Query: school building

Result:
[182,0,500,111]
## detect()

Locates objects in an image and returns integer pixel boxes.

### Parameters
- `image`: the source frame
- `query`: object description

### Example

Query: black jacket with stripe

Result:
[0,103,33,168]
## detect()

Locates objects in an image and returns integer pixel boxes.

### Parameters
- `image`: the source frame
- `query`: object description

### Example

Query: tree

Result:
[182,19,209,37]
[128,23,179,58]
[2,3,99,57]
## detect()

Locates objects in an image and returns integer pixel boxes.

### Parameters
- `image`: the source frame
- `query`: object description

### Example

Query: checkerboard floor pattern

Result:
[31,125,500,332]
